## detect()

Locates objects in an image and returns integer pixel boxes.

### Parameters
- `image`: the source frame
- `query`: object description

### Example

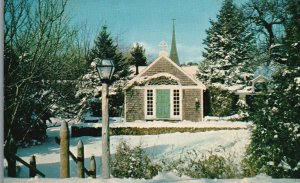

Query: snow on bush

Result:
[161,148,242,179]
[111,140,161,179]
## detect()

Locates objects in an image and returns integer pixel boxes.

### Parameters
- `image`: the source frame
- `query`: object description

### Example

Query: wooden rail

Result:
[55,137,90,176]
[14,155,45,177]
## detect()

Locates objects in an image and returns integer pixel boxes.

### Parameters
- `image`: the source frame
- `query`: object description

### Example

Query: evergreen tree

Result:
[198,0,256,86]
[87,26,130,83]
[246,0,300,178]
[76,26,131,119]
[130,43,147,75]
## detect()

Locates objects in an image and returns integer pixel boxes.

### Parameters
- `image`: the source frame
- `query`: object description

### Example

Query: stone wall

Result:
[182,89,203,121]
[125,89,144,122]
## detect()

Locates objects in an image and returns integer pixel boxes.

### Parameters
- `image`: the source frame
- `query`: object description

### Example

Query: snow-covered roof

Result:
[235,86,253,95]
[182,65,199,81]
[129,66,147,75]
[212,83,245,92]
[125,55,206,89]
[130,65,199,82]
[234,75,269,95]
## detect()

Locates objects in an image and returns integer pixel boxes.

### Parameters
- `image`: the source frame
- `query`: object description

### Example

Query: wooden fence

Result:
[7,121,97,178]
[57,121,97,178]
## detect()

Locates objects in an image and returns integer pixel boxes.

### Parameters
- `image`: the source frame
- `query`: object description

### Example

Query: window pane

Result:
[146,90,153,116]
[173,90,180,116]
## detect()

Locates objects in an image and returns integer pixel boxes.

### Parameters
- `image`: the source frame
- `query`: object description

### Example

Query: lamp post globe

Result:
[96,59,115,83]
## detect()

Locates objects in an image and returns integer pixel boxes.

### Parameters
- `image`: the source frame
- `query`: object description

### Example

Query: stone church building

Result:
[124,22,206,122]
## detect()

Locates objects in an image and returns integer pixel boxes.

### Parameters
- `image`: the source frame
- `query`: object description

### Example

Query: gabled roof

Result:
[251,75,269,84]
[182,65,199,81]
[235,75,269,95]
[125,55,206,89]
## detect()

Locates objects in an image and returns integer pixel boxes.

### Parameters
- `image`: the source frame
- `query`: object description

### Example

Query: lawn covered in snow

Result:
[73,118,251,129]
[3,120,299,183]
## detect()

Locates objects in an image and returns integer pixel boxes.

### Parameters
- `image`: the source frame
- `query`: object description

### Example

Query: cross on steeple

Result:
[159,40,168,56]
[170,19,180,65]
[159,40,167,51]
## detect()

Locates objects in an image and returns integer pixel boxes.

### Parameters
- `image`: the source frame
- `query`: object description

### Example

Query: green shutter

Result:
[156,90,170,118]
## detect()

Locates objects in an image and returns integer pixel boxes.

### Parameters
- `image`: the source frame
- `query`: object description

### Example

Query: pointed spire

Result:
[170,19,180,65]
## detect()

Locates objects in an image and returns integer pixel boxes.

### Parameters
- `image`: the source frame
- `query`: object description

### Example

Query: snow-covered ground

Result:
[74,118,251,129]
[3,120,299,183]
[4,174,300,183]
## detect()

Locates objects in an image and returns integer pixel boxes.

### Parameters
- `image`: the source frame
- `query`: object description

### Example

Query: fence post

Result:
[77,140,84,178]
[6,138,17,177]
[60,121,70,178]
[89,155,96,178]
[29,155,36,177]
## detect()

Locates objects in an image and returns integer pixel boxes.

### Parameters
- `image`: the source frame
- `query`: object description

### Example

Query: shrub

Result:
[111,140,161,179]
[207,86,238,116]
[241,148,259,177]
[162,149,241,179]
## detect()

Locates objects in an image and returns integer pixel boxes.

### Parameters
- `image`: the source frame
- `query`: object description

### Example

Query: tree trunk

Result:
[5,137,17,177]
[135,65,139,75]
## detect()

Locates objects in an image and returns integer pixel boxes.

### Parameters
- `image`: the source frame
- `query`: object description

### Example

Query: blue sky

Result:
[67,0,244,64]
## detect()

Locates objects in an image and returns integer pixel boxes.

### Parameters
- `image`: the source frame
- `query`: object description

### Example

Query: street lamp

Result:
[95,58,115,179]
[96,59,115,83]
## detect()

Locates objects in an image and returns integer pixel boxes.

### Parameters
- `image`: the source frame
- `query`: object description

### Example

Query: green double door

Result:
[156,89,170,118]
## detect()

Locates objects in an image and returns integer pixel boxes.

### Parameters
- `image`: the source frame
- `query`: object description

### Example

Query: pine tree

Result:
[130,43,147,75]
[87,26,130,83]
[246,0,300,178]
[76,26,131,119]
[198,0,256,86]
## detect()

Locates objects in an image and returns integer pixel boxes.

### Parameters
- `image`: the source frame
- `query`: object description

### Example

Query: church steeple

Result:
[170,19,180,65]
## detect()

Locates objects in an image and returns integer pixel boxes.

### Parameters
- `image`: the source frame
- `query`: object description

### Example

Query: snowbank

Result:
[71,119,251,129]
[4,173,299,183]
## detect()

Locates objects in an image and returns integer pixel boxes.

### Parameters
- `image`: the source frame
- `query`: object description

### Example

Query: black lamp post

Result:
[95,58,115,179]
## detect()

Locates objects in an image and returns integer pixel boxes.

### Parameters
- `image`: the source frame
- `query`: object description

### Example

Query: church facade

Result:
[124,49,206,122]
[124,22,206,122]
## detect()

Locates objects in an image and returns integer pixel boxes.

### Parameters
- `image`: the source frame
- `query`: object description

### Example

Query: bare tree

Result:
[242,0,288,69]
[4,0,87,176]
[243,0,286,47]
